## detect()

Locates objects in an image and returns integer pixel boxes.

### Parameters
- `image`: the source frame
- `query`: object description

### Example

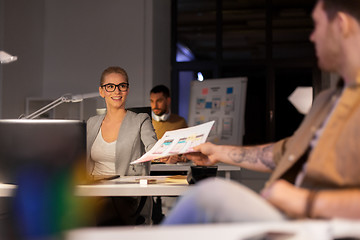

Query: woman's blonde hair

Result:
[100,66,129,86]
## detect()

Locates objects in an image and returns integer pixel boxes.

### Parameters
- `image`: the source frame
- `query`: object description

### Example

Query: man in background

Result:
[150,85,189,224]
[150,85,188,164]
[150,85,187,139]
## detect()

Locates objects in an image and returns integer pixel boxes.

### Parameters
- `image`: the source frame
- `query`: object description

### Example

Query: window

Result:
[172,0,319,144]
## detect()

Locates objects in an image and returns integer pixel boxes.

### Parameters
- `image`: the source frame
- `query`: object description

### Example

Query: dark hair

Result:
[150,85,170,98]
[100,66,129,86]
[321,0,360,22]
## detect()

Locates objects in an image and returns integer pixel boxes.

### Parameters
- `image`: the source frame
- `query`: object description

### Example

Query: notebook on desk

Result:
[0,119,86,184]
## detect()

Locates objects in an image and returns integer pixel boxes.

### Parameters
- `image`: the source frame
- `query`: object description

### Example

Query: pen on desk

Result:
[242,231,295,240]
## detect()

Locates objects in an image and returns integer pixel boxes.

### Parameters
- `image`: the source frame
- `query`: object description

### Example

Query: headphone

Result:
[152,110,171,122]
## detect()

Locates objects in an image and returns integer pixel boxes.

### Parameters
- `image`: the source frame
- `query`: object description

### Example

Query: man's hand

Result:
[185,142,219,166]
[186,142,275,172]
[261,179,309,218]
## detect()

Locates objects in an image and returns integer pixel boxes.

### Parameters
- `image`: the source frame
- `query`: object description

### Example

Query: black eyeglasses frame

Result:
[101,83,129,92]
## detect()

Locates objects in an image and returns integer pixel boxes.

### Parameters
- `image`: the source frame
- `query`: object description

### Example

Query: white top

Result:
[91,129,116,175]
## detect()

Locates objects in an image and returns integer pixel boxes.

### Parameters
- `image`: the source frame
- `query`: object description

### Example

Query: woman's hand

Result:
[159,155,187,164]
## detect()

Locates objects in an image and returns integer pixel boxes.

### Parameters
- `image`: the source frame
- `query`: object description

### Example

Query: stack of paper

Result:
[131,121,214,164]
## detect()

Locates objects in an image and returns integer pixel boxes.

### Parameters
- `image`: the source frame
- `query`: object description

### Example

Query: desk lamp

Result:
[0,50,18,64]
[22,92,100,119]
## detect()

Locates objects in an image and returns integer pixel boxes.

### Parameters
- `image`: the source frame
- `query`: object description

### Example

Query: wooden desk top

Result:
[1,176,190,197]
[76,176,190,197]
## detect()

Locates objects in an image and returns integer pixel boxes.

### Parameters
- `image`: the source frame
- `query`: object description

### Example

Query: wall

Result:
[0,0,171,119]
[152,0,171,88]
[0,0,3,116]
[1,0,45,119]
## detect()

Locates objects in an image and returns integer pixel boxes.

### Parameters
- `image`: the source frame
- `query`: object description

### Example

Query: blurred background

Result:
[0,0,340,193]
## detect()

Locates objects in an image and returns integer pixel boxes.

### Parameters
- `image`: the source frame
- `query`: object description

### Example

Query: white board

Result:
[188,77,247,145]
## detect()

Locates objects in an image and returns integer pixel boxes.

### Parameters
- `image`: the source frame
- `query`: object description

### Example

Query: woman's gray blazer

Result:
[86,111,157,177]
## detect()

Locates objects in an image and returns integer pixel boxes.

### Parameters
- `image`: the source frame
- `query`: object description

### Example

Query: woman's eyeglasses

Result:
[101,83,129,92]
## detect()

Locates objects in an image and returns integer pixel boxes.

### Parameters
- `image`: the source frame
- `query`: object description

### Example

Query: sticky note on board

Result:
[202,88,209,95]
[205,102,212,108]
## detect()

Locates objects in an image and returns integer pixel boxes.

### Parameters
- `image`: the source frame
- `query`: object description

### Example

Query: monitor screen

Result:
[0,119,86,184]
[0,119,89,238]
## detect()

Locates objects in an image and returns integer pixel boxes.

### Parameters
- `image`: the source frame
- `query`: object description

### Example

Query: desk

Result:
[1,177,190,198]
[151,163,240,179]
[75,176,190,197]
[65,219,360,240]
[75,183,190,197]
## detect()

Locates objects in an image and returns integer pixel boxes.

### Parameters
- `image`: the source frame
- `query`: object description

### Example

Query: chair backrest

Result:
[127,107,152,118]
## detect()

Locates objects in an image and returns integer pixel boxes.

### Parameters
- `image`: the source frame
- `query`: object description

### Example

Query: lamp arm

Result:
[21,92,99,119]
[23,95,71,119]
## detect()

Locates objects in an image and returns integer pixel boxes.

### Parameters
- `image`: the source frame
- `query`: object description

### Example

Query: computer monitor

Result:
[0,119,86,184]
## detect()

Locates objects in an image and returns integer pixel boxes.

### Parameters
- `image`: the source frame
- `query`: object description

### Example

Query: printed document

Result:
[131,121,215,164]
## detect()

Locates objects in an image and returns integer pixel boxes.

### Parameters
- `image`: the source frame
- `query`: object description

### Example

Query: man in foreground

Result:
[163,0,360,224]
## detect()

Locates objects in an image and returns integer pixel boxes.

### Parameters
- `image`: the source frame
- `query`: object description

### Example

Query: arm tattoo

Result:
[227,144,276,170]
[259,144,276,170]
